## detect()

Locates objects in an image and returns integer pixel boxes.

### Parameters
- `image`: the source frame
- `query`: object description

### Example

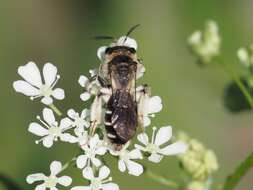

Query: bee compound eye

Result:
[105,47,113,54]
[129,48,136,53]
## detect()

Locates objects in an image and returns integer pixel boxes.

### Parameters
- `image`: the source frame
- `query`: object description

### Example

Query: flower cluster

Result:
[237,44,253,88]
[188,20,221,64]
[176,132,219,190]
[237,44,253,68]
[13,36,187,190]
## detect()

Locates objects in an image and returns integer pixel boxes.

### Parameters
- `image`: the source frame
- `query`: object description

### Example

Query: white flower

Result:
[97,46,107,61]
[28,108,76,148]
[116,36,138,50]
[71,166,119,190]
[78,71,101,102]
[78,75,91,101]
[138,95,163,127]
[74,129,90,148]
[188,20,221,63]
[135,126,187,163]
[76,134,107,169]
[237,45,253,68]
[26,161,72,189]
[67,108,90,132]
[110,142,143,176]
[13,62,65,105]
[187,181,205,190]
[237,47,250,67]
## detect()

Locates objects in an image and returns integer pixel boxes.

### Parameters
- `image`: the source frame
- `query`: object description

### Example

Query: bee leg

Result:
[90,87,112,136]
[136,84,151,131]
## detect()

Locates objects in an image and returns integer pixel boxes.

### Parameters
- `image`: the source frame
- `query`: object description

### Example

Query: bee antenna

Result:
[93,35,115,40]
[124,24,140,42]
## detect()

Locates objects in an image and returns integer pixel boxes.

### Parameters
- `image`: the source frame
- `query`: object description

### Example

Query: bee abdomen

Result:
[105,90,137,146]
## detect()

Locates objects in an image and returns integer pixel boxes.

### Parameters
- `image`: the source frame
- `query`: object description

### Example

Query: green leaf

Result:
[223,79,253,112]
[0,173,22,190]
[223,151,253,190]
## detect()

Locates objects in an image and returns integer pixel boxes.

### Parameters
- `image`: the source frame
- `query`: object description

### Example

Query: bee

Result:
[85,25,150,150]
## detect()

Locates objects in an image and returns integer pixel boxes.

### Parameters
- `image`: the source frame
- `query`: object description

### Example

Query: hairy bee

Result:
[87,25,150,150]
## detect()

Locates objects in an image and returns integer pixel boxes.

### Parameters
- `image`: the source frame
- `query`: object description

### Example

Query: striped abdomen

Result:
[105,90,137,147]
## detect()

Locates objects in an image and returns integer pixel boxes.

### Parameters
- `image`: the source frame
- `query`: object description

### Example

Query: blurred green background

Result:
[0,0,253,189]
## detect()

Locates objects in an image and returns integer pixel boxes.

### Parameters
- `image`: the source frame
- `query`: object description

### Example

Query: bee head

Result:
[97,36,138,61]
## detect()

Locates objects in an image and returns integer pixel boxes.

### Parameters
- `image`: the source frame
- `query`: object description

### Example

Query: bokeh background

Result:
[0,0,253,189]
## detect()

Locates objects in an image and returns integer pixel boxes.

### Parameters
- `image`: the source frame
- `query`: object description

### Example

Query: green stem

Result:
[146,170,179,189]
[49,104,62,116]
[61,157,77,173]
[222,152,253,190]
[0,173,23,190]
[219,59,253,108]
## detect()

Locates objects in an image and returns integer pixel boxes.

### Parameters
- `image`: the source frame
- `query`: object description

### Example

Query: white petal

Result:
[43,135,54,148]
[89,69,97,77]
[129,149,142,159]
[134,144,146,152]
[52,88,65,100]
[91,157,101,167]
[137,133,149,145]
[43,108,55,126]
[99,165,110,180]
[28,123,48,136]
[41,96,53,105]
[102,183,119,190]
[35,184,46,190]
[59,118,72,130]
[82,167,94,180]
[71,186,91,190]
[148,153,163,163]
[13,80,40,96]
[50,161,62,175]
[158,141,188,155]
[136,64,145,79]
[118,159,126,172]
[76,155,88,169]
[60,133,77,143]
[18,62,42,87]
[148,96,162,114]
[50,187,58,190]
[80,92,91,101]
[78,75,89,87]
[57,176,72,186]
[89,134,99,149]
[154,126,172,146]
[81,109,89,118]
[97,46,107,60]
[67,109,77,119]
[126,160,143,176]
[95,147,107,155]
[117,36,137,50]
[43,63,57,86]
[26,173,45,184]
[143,116,151,127]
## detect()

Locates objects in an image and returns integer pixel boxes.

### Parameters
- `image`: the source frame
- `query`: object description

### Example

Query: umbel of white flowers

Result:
[13,36,188,190]
[188,20,221,64]
[177,131,219,189]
